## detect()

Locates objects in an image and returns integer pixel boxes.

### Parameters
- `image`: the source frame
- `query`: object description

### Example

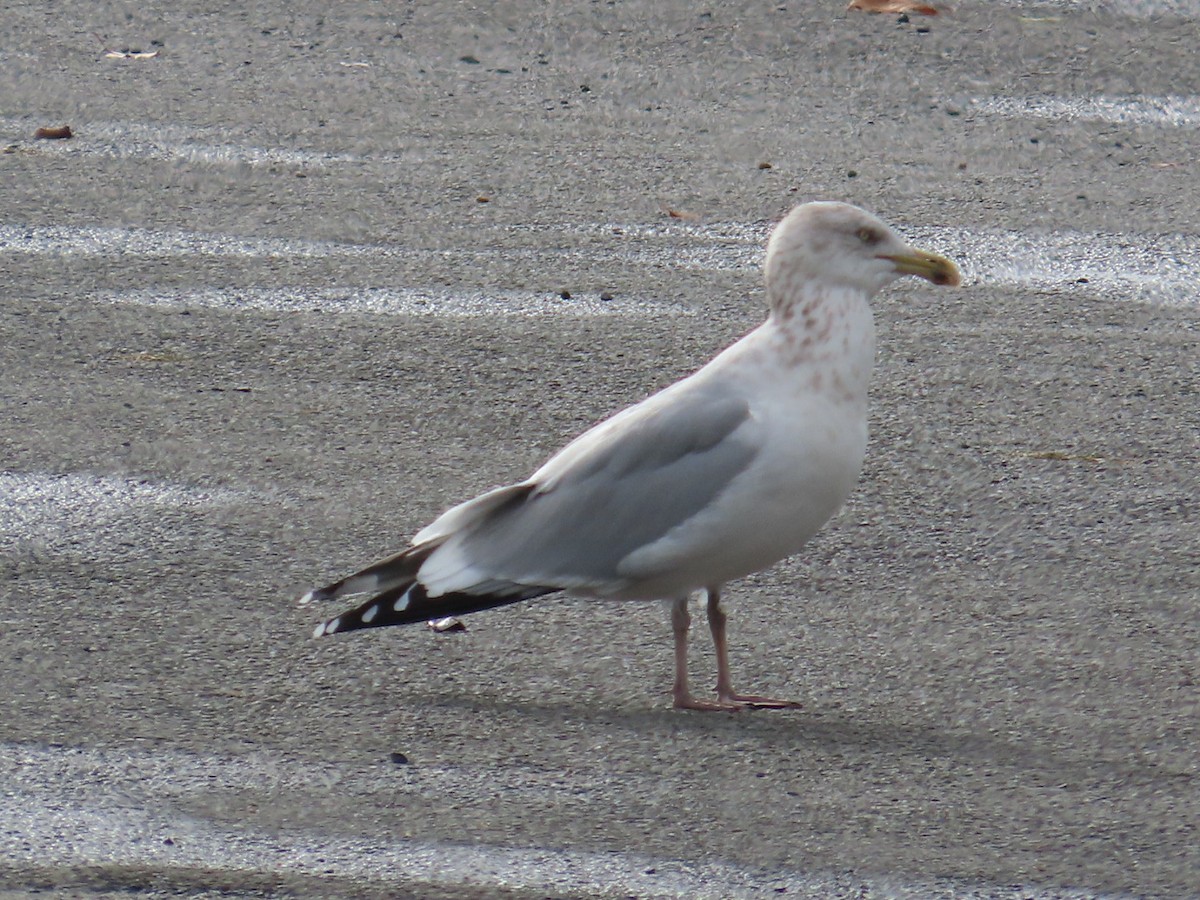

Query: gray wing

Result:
[428,390,760,592]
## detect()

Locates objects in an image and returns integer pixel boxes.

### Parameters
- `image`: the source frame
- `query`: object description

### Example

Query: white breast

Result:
[609,293,875,600]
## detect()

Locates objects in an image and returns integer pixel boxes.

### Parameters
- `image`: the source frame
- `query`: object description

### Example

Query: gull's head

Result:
[764,201,960,313]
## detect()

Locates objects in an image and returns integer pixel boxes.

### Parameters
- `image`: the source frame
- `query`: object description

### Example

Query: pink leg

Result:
[671,597,742,711]
[707,587,802,709]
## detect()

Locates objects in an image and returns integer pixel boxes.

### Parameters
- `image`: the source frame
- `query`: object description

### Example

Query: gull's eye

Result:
[856,226,881,245]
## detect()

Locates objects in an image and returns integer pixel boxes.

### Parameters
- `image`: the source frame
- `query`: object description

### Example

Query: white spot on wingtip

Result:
[361,604,378,624]
[299,590,316,607]
[312,621,327,638]
[393,593,410,612]
[316,617,340,637]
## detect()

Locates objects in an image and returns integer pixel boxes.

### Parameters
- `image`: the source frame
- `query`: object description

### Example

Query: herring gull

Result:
[301,201,961,710]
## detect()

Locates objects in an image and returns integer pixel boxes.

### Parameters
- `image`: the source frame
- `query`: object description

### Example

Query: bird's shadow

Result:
[411,689,1085,780]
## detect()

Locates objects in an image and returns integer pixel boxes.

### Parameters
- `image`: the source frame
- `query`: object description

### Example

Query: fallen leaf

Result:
[847,0,941,15]
[661,204,700,221]
[34,125,72,140]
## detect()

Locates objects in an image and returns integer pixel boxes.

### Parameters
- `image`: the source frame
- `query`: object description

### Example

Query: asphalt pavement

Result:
[1,1,1198,897]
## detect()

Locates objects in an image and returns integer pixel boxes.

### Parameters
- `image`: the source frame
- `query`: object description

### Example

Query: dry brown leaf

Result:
[847,0,941,15]
[661,204,700,221]
[34,125,72,140]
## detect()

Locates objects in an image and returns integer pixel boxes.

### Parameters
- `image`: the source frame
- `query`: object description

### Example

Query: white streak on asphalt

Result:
[0,223,372,259]
[0,117,373,168]
[1008,1,1200,17]
[100,286,689,317]
[972,94,1200,128]
[526,221,1200,307]
[0,742,1121,900]
[0,473,244,555]
[908,226,1200,308]
[0,220,1196,309]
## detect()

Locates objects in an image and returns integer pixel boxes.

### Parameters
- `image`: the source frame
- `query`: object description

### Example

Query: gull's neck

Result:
[760,281,877,402]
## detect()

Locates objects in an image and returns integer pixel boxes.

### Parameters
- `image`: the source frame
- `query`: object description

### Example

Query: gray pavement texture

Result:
[1,0,1198,898]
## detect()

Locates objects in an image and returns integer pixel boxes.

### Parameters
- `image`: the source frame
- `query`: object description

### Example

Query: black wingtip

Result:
[313,583,557,637]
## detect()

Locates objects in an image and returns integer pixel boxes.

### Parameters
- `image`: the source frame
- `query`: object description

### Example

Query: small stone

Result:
[459,55,480,64]
[560,290,571,300]
[390,751,410,765]
[600,292,614,301]
[757,161,772,170]
[846,170,858,178]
